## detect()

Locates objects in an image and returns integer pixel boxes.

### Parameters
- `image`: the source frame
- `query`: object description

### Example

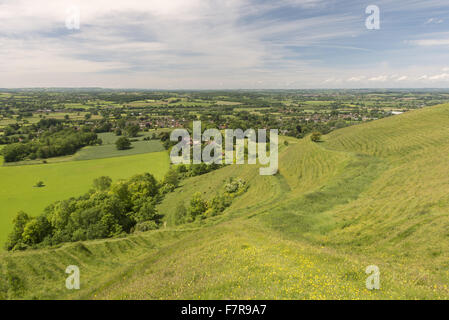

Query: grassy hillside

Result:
[2,104,449,299]
[0,151,170,248]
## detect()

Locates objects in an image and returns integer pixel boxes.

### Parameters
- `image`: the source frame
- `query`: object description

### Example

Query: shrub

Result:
[210,194,232,216]
[310,132,322,142]
[34,181,45,188]
[163,168,179,187]
[188,192,209,219]
[160,183,175,194]
[172,202,188,225]
[134,221,158,233]
[225,178,247,194]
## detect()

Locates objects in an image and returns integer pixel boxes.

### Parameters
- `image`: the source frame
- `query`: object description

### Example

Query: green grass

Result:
[3,104,449,299]
[73,141,164,161]
[0,151,170,249]
[72,132,165,161]
[72,132,164,161]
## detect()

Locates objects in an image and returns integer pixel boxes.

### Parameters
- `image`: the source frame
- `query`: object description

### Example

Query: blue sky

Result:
[0,0,449,88]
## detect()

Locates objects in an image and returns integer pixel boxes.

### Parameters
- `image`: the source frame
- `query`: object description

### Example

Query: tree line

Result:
[1,128,100,162]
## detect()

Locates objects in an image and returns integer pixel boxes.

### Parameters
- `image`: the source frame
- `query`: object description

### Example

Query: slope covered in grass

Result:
[2,104,449,299]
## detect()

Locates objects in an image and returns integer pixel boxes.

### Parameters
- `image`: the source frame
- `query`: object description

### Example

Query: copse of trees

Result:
[5,173,164,251]
[35,118,63,130]
[171,178,248,225]
[0,128,100,162]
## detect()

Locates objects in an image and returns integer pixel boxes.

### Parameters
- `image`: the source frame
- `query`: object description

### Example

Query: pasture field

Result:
[3,103,449,299]
[72,132,165,161]
[34,113,103,121]
[0,151,170,249]
[126,98,215,108]
[73,141,165,161]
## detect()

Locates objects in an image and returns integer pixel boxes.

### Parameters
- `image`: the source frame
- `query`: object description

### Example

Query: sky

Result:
[0,0,449,89]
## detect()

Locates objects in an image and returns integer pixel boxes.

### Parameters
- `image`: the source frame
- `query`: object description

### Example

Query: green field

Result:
[73,141,164,161]
[73,133,165,161]
[0,151,170,248]
[3,104,449,299]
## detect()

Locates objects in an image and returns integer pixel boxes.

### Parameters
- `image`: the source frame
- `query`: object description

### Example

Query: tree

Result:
[163,168,179,187]
[116,137,131,150]
[125,124,140,137]
[134,221,158,232]
[117,119,127,129]
[310,132,322,142]
[5,211,30,250]
[22,216,52,245]
[1,128,99,162]
[135,201,158,223]
[93,176,112,191]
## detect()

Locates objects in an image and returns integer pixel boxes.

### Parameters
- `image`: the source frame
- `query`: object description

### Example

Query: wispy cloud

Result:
[0,0,449,88]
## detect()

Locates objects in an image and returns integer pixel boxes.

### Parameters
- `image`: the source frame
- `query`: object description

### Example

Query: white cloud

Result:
[347,76,366,82]
[425,18,444,24]
[428,73,449,81]
[0,0,449,88]
[395,76,408,81]
[410,39,449,46]
[0,0,367,88]
[368,75,389,82]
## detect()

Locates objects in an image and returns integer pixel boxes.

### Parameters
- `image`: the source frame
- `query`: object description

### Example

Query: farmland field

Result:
[72,132,165,161]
